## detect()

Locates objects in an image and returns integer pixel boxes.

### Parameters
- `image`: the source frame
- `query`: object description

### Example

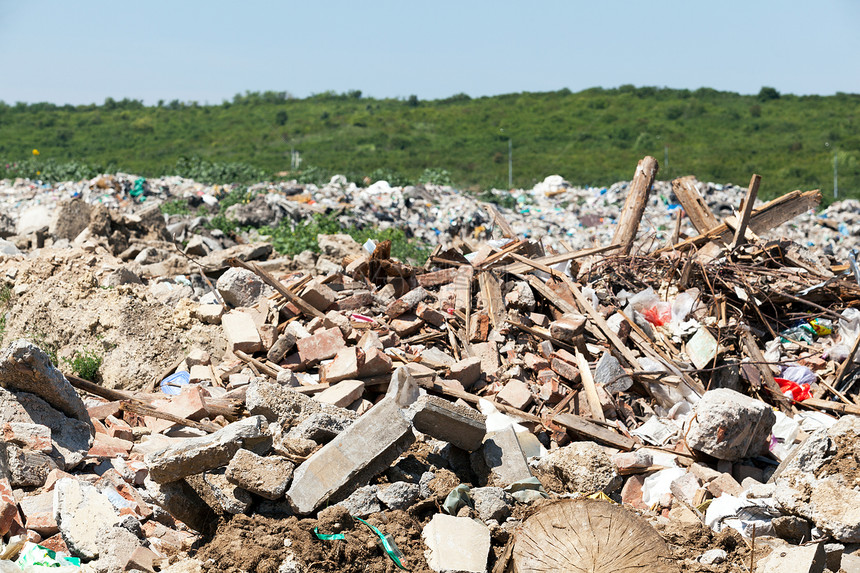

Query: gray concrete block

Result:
[408,395,486,451]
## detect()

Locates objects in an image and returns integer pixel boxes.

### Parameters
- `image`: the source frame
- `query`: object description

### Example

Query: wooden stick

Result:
[478,239,528,268]
[234,349,280,379]
[501,244,621,275]
[226,257,324,319]
[611,156,659,255]
[119,400,220,433]
[671,176,721,234]
[574,350,605,423]
[731,174,761,249]
[740,330,794,414]
[483,203,518,239]
[803,397,860,416]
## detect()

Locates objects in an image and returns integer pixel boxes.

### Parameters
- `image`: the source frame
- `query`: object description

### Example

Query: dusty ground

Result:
[0,247,224,390]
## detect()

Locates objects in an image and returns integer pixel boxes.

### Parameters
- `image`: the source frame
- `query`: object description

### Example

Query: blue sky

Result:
[1,0,858,105]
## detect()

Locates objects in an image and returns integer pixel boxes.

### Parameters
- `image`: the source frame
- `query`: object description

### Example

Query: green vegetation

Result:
[159,199,192,216]
[0,87,858,202]
[262,213,430,265]
[62,346,103,381]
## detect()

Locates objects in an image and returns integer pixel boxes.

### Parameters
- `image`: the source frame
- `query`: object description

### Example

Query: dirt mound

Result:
[0,247,223,390]
[196,511,433,573]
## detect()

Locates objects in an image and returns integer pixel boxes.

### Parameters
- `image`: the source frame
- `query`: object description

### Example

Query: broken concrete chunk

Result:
[422,513,490,573]
[321,347,361,383]
[301,280,338,312]
[686,388,775,460]
[449,356,482,388]
[386,366,421,408]
[216,267,273,308]
[377,481,420,511]
[549,313,586,343]
[756,541,825,573]
[225,449,295,500]
[471,486,513,522]
[192,304,224,325]
[537,441,622,494]
[0,340,90,423]
[594,351,633,394]
[144,415,267,483]
[496,379,533,410]
[335,485,382,518]
[314,379,365,408]
[287,397,415,514]
[358,346,392,378]
[266,331,297,364]
[480,426,532,486]
[221,311,263,354]
[20,490,58,536]
[408,395,487,451]
[54,477,121,559]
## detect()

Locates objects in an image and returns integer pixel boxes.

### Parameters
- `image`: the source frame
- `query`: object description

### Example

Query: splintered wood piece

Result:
[484,203,518,239]
[574,349,605,423]
[512,499,679,573]
[731,173,762,249]
[611,155,659,255]
[479,271,507,330]
[671,176,721,234]
[502,244,615,275]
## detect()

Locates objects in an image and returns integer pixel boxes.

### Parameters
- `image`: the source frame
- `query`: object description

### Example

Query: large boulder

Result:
[686,388,775,460]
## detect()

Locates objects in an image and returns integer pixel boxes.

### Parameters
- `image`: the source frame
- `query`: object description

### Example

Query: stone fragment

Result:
[193,469,252,515]
[144,416,267,483]
[549,313,586,343]
[2,422,52,454]
[245,378,356,427]
[472,342,500,378]
[92,525,142,573]
[422,514,490,573]
[358,347,392,378]
[446,357,480,389]
[611,451,653,471]
[0,340,89,423]
[289,411,355,443]
[480,426,532,486]
[193,304,224,325]
[321,347,361,383]
[221,311,263,354]
[470,487,512,522]
[408,395,487,452]
[49,198,92,240]
[686,388,776,460]
[20,490,58,536]
[323,310,353,338]
[386,366,421,408]
[537,442,622,494]
[670,472,702,506]
[416,302,446,327]
[267,331,297,364]
[143,477,215,533]
[301,281,338,312]
[296,328,346,364]
[386,287,428,319]
[6,444,57,487]
[706,473,744,498]
[226,449,295,500]
[756,542,825,573]
[54,478,120,558]
[287,397,415,514]
[594,351,633,394]
[335,485,381,517]
[315,379,365,408]
[699,549,727,565]
[772,515,812,543]
[390,313,424,337]
[377,482,420,511]
[216,267,273,308]
[496,379,533,410]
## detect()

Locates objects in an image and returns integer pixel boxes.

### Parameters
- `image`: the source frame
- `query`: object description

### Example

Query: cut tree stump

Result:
[511,499,678,573]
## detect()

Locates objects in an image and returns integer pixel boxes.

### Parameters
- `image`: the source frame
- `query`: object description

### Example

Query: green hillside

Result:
[1,86,858,203]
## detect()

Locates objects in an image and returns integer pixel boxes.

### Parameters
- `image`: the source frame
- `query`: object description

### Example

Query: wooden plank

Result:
[611,156,659,255]
[502,244,621,275]
[479,271,507,330]
[731,174,762,249]
[671,176,721,233]
[574,350,605,423]
[524,273,579,315]
[803,397,860,416]
[741,329,794,414]
[418,379,636,451]
[477,238,529,268]
[655,189,821,254]
[226,257,324,319]
[483,203,518,239]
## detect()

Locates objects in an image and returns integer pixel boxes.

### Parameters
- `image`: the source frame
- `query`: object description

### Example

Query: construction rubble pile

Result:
[0,155,858,572]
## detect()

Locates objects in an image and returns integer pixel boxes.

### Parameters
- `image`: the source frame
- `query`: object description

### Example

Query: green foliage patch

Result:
[62,346,103,382]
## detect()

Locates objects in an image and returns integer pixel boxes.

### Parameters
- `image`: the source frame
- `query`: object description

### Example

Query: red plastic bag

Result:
[642,302,672,326]
[774,377,811,401]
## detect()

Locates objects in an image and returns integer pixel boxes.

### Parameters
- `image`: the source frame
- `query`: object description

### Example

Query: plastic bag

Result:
[780,365,816,386]
[671,288,701,324]
[774,377,811,401]
[642,302,672,326]
[839,308,860,346]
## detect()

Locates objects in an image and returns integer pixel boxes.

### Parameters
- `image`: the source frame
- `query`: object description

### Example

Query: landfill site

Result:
[1,154,860,573]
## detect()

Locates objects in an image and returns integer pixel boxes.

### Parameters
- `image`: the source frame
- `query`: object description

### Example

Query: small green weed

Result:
[159,199,191,216]
[62,346,103,381]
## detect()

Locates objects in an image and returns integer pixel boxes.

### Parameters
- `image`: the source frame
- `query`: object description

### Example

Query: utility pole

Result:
[508,138,513,189]
[834,149,839,199]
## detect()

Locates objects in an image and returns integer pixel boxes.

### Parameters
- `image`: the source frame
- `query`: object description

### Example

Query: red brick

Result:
[321,347,361,383]
[296,327,346,364]
[0,478,19,536]
[524,353,550,372]
[390,313,424,337]
[706,473,744,498]
[621,475,649,510]
[496,380,533,410]
[39,534,69,555]
[449,357,482,388]
[87,401,123,420]
[416,302,446,327]
[88,432,133,458]
[550,356,580,382]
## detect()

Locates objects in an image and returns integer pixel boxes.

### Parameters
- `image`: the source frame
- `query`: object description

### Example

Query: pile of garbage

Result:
[0,156,858,572]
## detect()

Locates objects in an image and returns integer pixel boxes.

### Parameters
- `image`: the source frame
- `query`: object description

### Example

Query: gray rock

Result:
[0,340,90,423]
[336,485,382,517]
[49,199,92,241]
[144,416,268,483]
[407,394,487,452]
[287,397,415,514]
[422,514,490,573]
[480,426,533,486]
[377,482,420,511]
[594,352,632,394]
[225,449,295,500]
[54,478,121,559]
[0,239,19,255]
[686,388,775,460]
[142,476,217,533]
[91,525,142,573]
[5,443,57,487]
[246,378,356,428]
[0,387,92,470]
[537,441,622,494]
[102,267,142,287]
[699,549,727,565]
[197,469,253,515]
[470,487,513,522]
[419,471,436,499]
[225,196,276,227]
[216,267,274,308]
[289,411,355,443]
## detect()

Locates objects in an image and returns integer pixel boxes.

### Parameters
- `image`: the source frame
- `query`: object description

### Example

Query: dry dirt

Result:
[817,433,860,487]
[0,247,224,390]
[196,512,434,573]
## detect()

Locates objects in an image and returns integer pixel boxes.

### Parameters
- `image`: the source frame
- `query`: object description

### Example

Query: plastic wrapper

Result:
[839,308,860,346]
[641,467,686,505]
[780,364,817,386]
